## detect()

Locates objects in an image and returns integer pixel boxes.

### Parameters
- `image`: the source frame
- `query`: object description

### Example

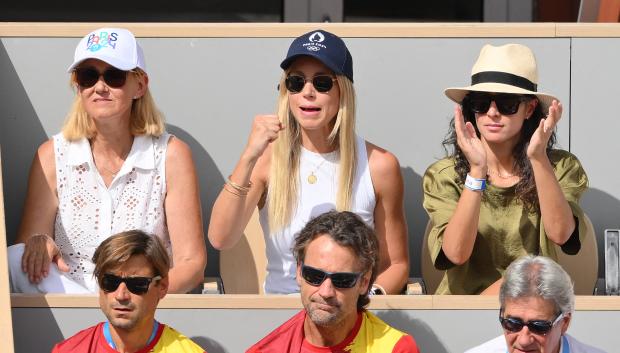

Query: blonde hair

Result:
[268,73,357,231]
[62,68,165,141]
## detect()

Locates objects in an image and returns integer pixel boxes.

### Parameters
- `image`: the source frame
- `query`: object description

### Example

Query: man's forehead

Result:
[306,235,354,255]
[106,254,155,275]
[304,235,362,271]
[504,296,556,317]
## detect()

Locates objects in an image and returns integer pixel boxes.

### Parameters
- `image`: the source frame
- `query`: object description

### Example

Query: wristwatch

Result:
[369,284,386,295]
[370,287,383,295]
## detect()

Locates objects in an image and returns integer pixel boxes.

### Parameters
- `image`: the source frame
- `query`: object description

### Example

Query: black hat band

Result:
[471,71,537,92]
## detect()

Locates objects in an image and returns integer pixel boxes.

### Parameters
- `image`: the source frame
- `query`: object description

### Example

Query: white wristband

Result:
[464,174,486,191]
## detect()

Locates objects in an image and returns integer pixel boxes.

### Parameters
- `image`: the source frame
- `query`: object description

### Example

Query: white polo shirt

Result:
[465,334,607,353]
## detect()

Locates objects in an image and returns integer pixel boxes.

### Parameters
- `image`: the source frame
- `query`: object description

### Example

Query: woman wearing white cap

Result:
[8,28,206,294]
[423,43,588,295]
[209,29,409,294]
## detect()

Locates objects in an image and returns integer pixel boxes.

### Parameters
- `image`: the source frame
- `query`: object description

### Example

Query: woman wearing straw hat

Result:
[209,29,409,295]
[423,43,588,295]
[8,28,206,294]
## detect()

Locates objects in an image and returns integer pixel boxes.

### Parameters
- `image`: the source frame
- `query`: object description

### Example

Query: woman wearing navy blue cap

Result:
[210,29,409,294]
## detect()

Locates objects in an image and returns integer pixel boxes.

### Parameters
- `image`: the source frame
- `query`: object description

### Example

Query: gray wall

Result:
[0,35,616,280]
[571,38,620,277]
[11,306,617,352]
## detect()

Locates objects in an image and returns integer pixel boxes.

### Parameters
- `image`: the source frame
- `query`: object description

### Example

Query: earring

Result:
[133,96,139,100]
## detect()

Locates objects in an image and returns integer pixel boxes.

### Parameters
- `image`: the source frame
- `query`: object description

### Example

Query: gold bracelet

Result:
[227,175,252,192]
[226,180,249,193]
[223,183,247,197]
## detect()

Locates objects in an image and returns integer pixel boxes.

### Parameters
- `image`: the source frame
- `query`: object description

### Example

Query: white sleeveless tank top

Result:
[53,132,171,292]
[259,135,376,294]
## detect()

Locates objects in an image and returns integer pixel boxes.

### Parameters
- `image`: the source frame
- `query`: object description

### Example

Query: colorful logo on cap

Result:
[304,31,327,52]
[86,31,119,52]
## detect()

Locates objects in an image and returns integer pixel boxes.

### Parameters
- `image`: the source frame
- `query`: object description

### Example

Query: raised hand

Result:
[243,114,285,161]
[21,234,69,284]
[527,100,562,160]
[454,105,487,176]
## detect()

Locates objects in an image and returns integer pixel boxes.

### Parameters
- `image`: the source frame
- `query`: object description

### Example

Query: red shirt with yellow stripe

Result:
[247,310,419,353]
[51,322,206,353]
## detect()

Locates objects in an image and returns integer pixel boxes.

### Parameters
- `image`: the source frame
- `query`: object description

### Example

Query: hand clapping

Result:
[454,105,487,177]
[527,100,562,160]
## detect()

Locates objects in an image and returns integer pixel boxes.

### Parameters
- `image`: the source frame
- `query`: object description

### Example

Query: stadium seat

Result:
[219,209,266,294]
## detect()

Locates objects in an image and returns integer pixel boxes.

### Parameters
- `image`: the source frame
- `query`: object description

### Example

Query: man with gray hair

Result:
[465,255,606,353]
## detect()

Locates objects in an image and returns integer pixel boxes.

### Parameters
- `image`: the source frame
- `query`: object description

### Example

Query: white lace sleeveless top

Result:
[259,135,376,294]
[53,132,171,292]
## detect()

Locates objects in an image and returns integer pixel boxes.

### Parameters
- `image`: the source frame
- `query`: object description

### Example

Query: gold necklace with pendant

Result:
[307,158,328,184]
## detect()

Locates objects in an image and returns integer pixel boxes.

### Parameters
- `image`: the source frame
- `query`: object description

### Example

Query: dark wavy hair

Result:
[293,211,378,309]
[442,94,557,211]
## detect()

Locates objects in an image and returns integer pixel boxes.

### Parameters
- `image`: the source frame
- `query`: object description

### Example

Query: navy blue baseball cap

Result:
[280,29,354,83]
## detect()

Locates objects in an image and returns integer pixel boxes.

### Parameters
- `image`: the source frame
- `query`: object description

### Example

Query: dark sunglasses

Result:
[301,264,362,289]
[285,75,336,93]
[101,273,161,295]
[464,93,530,115]
[499,311,564,335]
[74,67,129,88]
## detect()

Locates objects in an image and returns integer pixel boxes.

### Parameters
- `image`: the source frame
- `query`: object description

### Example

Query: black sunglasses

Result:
[499,311,564,335]
[100,273,161,295]
[301,264,362,289]
[74,67,129,88]
[285,75,336,93]
[464,93,530,116]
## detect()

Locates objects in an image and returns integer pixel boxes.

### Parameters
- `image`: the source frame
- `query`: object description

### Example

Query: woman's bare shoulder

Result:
[365,140,401,178]
[36,138,57,175]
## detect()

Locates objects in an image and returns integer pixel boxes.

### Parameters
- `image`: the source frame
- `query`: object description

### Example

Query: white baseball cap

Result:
[67,27,146,73]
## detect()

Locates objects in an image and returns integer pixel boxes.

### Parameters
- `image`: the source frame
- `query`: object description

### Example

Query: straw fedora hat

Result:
[444,43,558,111]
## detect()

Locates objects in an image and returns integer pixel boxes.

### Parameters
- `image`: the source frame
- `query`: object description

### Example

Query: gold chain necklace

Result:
[488,169,517,179]
[93,156,124,178]
[98,163,122,177]
[307,158,328,184]
[91,142,129,178]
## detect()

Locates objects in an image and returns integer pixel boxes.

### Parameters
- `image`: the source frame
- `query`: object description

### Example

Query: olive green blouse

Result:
[422,149,588,295]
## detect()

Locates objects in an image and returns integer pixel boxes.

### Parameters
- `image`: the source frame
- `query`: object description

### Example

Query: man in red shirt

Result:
[52,230,205,353]
[247,211,420,353]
